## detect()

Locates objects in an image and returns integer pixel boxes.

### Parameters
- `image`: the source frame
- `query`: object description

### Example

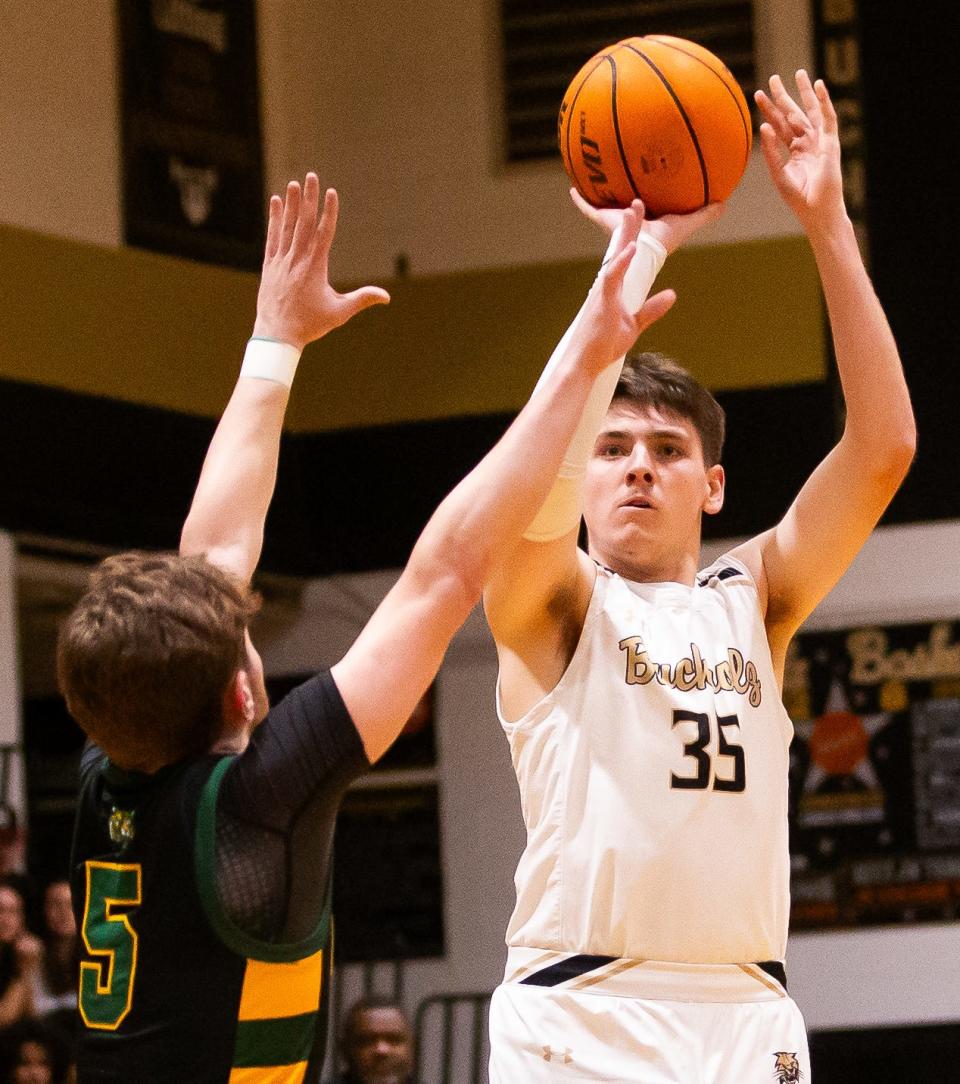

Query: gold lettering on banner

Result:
[619,638,762,707]
[847,623,960,685]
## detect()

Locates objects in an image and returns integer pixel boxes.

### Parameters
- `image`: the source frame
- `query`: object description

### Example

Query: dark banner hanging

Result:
[117,0,265,269]
[785,619,960,929]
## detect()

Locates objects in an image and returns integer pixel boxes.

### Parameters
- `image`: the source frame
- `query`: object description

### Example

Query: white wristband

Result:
[239,337,302,388]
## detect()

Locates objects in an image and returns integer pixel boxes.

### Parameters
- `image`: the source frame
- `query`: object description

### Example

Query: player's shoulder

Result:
[695,553,755,590]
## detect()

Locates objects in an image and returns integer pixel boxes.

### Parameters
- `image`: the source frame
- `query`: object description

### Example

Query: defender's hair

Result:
[57,552,258,771]
[614,352,726,466]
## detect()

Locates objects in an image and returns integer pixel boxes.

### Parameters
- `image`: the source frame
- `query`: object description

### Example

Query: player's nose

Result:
[624,444,655,484]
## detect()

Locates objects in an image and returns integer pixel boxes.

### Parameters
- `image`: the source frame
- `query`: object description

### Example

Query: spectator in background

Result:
[327,998,417,1084]
[0,1017,72,1084]
[29,883,77,1037]
[0,880,40,1028]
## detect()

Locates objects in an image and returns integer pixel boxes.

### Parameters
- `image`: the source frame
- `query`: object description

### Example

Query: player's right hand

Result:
[571,187,724,254]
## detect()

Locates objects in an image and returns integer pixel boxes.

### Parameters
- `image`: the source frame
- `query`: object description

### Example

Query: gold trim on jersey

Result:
[237,950,325,1022]
[568,957,644,991]
[228,1064,308,1084]
[739,963,787,997]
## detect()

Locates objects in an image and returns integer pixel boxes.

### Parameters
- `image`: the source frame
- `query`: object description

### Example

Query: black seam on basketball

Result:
[620,42,710,207]
[644,36,751,173]
[606,54,643,202]
[564,52,616,200]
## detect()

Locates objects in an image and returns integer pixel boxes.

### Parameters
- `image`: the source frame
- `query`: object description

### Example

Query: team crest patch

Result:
[772,1051,802,1082]
[109,807,135,845]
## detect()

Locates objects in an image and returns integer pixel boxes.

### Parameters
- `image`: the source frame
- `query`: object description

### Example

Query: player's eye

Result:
[597,442,626,458]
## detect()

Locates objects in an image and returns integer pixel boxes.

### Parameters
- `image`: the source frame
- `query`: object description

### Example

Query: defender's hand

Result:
[252,174,390,350]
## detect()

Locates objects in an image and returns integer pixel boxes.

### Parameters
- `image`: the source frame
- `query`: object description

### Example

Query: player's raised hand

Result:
[573,202,676,373]
[755,71,845,232]
[570,186,724,254]
[252,174,390,350]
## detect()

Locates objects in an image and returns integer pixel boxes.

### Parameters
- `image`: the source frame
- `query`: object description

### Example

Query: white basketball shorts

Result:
[488,948,809,1083]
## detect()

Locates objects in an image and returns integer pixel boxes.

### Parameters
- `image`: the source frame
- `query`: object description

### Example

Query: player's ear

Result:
[703,463,725,516]
[223,670,256,728]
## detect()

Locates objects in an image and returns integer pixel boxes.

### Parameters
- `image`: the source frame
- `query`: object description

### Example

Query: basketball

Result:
[558,36,752,216]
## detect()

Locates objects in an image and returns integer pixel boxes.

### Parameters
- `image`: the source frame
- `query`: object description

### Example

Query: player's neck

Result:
[592,546,699,587]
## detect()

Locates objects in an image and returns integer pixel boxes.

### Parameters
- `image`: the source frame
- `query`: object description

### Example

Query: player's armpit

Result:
[484,538,596,720]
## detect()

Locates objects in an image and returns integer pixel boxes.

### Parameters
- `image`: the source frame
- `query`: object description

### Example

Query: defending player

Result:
[59,176,678,1083]
[483,73,915,1083]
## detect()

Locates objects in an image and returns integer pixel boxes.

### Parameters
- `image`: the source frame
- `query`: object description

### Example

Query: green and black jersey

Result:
[70,670,369,1084]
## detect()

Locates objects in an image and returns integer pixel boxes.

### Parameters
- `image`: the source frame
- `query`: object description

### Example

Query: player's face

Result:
[346,1006,414,1084]
[583,402,724,582]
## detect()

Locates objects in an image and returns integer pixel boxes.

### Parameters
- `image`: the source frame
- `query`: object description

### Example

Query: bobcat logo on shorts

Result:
[772,1051,802,1082]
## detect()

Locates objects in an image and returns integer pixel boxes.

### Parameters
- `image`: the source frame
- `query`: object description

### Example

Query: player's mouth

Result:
[620,495,656,511]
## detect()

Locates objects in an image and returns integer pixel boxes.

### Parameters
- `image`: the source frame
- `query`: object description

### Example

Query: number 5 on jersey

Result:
[670,710,746,792]
[79,861,142,1030]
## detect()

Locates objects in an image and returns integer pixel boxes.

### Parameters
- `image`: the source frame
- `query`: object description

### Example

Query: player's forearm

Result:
[406,345,599,600]
[180,376,290,582]
[812,216,916,472]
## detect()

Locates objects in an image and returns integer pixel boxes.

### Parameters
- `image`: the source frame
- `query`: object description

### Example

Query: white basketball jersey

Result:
[498,555,793,964]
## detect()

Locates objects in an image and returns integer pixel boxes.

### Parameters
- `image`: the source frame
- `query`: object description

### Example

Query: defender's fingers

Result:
[278,180,301,255]
[758,124,790,193]
[313,188,339,265]
[338,285,391,320]
[263,194,283,261]
[291,172,320,256]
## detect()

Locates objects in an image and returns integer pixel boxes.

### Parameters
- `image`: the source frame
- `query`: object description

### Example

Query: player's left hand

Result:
[570,187,724,254]
[755,71,845,232]
[252,174,390,351]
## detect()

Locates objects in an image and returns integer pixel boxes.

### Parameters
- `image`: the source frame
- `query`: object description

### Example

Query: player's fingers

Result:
[815,78,838,137]
[754,89,792,146]
[768,73,811,136]
[263,194,283,261]
[758,124,791,194]
[795,69,822,126]
[291,172,320,256]
[634,288,676,333]
[613,202,643,253]
[600,240,637,297]
[278,180,301,256]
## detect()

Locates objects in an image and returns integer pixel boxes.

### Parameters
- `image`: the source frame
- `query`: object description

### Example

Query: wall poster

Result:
[785,619,960,929]
[117,0,265,269]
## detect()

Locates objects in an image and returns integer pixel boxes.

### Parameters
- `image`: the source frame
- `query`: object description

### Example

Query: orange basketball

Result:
[558,36,752,216]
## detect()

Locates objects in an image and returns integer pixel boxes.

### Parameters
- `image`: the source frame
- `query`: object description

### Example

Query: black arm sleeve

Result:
[212,671,370,944]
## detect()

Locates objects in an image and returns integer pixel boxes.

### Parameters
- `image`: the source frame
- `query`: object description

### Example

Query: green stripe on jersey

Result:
[233,1011,317,1068]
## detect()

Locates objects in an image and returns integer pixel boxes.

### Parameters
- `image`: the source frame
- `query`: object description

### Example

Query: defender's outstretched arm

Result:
[180,176,389,582]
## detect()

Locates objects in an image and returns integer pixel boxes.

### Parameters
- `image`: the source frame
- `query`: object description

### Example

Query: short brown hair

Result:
[57,552,258,771]
[614,352,726,466]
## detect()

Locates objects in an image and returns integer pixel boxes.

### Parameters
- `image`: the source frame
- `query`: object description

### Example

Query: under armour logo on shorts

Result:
[542,1046,573,1064]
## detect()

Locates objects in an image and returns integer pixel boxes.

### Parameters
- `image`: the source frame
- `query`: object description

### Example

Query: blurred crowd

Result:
[0,876,78,1084]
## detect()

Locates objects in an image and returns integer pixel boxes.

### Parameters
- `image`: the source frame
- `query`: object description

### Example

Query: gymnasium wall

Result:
[0,0,824,436]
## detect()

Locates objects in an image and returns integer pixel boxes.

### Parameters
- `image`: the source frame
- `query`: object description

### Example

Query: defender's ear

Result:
[223,670,255,728]
[703,464,725,516]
